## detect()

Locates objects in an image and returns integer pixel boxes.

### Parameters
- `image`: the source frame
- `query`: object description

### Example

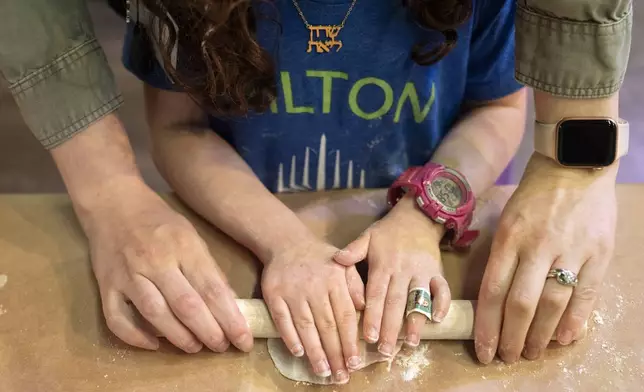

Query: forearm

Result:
[50,114,146,222]
[430,89,528,196]
[149,120,314,264]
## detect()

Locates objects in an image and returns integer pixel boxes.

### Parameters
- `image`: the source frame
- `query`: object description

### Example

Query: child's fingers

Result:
[404,277,431,347]
[430,275,451,322]
[377,276,408,357]
[345,266,365,310]
[266,297,305,357]
[334,231,371,266]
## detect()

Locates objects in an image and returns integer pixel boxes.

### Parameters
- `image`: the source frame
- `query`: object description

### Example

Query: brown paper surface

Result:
[0,186,642,391]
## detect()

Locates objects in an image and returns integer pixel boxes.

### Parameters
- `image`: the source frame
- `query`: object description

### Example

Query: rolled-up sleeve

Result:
[515,0,632,98]
[0,0,123,149]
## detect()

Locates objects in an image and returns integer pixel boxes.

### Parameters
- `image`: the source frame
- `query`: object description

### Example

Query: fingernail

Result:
[186,341,203,353]
[432,311,444,323]
[347,356,362,370]
[335,249,349,258]
[291,344,304,357]
[378,342,393,357]
[499,346,518,364]
[404,334,419,347]
[234,333,251,348]
[523,346,539,360]
[366,328,379,343]
[475,342,494,364]
[143,337,159,350]
[315,360,331,377]
[216,340,230,352]
[334,369,349,384]
[558,330,573,346]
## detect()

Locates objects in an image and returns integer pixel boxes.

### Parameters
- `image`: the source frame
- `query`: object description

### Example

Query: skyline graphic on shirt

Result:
[276,133,367,193]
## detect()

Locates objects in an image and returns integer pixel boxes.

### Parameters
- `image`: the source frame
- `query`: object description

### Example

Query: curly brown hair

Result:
[140,0,472,116]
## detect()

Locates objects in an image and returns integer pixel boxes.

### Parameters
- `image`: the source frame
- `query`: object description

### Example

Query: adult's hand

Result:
[475,153,617,363]
[82,180,253,353]
[50,114,252,353]
[84,178,253,354]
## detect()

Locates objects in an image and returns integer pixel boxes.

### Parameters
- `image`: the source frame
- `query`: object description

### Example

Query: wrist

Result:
[259,229,321,266]
[525,153,619,184]
[50,114,146,214]
[72,175,160,237]
[247,216,320,265]
[390,194,446,239]
[534,91,618,122]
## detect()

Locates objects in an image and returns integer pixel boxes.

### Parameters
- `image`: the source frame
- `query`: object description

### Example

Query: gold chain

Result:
[291,0,358,29]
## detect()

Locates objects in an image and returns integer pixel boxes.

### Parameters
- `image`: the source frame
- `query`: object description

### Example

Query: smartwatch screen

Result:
[556,119,618,166]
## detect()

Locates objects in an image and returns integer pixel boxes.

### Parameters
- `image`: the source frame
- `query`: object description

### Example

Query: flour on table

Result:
[591,310,604,325]
[395,344,431,382]
[0,274,7,289]
[267,339,402,385]
[0,305,6,316]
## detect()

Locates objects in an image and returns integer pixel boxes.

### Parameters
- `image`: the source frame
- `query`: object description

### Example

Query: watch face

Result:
[426,176,464,210]
[557,119,618,166]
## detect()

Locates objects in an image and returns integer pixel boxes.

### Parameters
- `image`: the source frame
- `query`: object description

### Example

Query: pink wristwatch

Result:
[388,163,479,250]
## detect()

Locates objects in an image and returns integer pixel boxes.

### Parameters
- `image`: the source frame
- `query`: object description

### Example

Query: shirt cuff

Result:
[514,4,632,98]
[9,39,123,149]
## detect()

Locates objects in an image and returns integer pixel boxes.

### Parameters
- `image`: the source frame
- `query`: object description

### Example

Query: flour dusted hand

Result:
[334,195,451,353]
[261,238,365,384]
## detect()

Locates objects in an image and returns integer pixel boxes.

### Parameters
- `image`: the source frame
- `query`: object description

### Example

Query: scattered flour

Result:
[395,344,431,382]
[0,274,7,289]
[0,305,5,316]
[591,310,604,325]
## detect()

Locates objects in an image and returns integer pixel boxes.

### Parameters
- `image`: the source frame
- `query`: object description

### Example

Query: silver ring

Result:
[405,287,432,320]
[547,268,578,287]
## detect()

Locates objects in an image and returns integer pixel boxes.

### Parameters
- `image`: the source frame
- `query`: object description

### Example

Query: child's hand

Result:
[261,239,365,384]
[334,195,450,352]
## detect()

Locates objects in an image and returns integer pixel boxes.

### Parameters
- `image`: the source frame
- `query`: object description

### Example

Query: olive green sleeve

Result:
[0,0,123,149]
[515,0,632,98]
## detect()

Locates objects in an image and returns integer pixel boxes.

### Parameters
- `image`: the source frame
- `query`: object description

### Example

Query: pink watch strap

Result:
[443,229,479,250]
[389,165,479,250]
[388,167,424,206]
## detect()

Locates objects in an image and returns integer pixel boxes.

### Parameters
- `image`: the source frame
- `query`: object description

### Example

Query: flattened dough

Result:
[267,339,403,385]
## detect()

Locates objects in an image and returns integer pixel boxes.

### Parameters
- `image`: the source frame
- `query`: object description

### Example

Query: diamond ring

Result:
[547,268,578,287]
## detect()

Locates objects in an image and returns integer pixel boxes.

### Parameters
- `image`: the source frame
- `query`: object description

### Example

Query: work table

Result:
[0,185,642,391]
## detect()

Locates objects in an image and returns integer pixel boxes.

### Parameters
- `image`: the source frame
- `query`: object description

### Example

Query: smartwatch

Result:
[534,118,630,168]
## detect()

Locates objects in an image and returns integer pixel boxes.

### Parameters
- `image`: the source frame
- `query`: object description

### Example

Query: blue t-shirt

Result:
[123,0,522,193]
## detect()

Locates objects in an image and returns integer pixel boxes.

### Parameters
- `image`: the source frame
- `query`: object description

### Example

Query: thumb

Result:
[333,231,371,266]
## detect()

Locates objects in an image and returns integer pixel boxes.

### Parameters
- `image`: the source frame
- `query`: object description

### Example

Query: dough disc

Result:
[267,339,403,385]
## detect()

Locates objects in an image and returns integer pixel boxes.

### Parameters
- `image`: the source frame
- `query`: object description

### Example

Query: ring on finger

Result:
[546,268,578,287]
[405,287,432,321]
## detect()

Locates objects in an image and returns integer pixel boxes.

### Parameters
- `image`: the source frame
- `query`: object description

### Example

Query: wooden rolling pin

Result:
[235,299,587,340]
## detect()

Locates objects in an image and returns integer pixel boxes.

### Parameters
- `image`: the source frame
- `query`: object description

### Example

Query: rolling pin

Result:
[236,299,588,340]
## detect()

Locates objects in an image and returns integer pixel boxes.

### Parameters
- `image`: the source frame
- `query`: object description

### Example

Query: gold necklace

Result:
[291,0,358,53]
